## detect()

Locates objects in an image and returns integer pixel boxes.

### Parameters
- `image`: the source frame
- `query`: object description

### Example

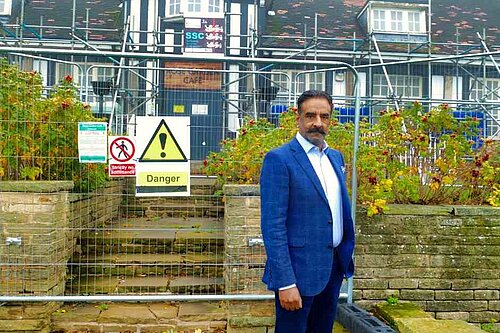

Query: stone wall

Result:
[0,181,74,333]
[354,204,500,323]
[69,179,125,230]
[0,180,125,332]
[223,184,500,325]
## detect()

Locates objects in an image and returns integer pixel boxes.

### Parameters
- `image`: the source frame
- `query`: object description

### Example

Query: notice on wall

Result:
[164,61,222,90]
[78,122,107,163]
[184,17,224,53]
[192,104,208,115]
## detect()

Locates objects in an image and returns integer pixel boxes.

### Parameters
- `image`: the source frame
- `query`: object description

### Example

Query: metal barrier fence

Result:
[0,51,499,304]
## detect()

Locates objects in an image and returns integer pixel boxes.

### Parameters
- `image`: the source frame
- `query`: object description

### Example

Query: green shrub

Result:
[205,103,500,215]
[0,59,107,192]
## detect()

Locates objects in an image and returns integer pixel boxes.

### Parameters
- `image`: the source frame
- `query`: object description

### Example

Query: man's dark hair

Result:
[297,90,333,114]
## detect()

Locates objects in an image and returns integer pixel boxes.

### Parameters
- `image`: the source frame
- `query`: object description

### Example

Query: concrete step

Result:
[67,275,224,295]
[120,202,224,218]
[78,217,224,254]
[68,252,224,277]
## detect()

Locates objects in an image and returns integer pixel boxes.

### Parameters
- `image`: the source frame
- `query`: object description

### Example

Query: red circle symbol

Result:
[110,137,135,162]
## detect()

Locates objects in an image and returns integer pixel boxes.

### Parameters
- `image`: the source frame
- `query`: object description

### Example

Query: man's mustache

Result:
[307,128,326,135]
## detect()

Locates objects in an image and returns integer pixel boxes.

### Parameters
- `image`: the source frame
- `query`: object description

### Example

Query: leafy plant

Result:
[386,295,399,305]
[0,59,107,192]
[481,319,499,333]
[204,103,500,215]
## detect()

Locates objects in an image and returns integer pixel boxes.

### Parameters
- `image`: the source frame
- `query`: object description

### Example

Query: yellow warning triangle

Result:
[139,119,187,162]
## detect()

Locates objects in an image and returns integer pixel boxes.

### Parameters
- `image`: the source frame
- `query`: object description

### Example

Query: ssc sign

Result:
[186,32,205,40]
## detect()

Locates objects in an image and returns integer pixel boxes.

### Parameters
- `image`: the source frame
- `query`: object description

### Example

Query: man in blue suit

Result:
[260,90,355,333]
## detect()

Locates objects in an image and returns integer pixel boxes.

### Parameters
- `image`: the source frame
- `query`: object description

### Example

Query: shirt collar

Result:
[296,132,328,154]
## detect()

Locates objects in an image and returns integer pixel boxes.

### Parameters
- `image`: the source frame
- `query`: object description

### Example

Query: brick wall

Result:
[224,185,500,324]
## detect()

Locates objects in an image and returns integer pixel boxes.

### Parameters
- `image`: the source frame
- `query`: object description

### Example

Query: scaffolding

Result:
[0,1,499,139]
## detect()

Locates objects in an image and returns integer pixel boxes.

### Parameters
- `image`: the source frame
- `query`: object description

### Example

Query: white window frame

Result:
[187,0,201,13]
[371,8,426,34]
[373,9,386,31]
[407,11,421,33]
[469,78,500,139]
[208,0,221,13]
[470,78,500,101]
[271,70,325,103]
[373,74,422,98]
[390,10,403,32]
[168,0,181,16]
[165,0,223,17]
[0,0,12,15]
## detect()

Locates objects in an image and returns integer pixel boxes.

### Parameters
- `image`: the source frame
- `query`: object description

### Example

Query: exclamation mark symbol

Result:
[159,133,167,158]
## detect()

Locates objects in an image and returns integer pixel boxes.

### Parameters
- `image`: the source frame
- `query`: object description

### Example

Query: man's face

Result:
[296,97,331,148]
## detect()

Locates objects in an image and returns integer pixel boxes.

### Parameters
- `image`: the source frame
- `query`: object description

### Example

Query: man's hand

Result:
[279,287,302,311]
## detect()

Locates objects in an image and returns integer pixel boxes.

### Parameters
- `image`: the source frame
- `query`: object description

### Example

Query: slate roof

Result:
[6,0,123,41]
[261,0,499,54]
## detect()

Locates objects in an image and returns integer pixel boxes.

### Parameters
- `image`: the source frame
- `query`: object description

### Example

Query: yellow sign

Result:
[136,172,189,194]
[139,119,187,162]
[173,105,185,113]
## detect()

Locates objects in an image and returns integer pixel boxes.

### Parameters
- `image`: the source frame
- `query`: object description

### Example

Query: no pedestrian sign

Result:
[108,136,136,177]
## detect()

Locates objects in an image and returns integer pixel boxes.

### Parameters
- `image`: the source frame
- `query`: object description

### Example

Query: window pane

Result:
[169,0,180,15]
[408,12,420,32]
[188,0,201,12]
[373,9,386,31]
[391,11,403,31]
[209,0,220,13]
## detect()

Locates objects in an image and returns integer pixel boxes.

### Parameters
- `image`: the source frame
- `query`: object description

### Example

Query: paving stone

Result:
[148,302,179,321]
[178,301,226,321]
[397,318,485,333]
[97,303,157,324]
[51,303,101,323]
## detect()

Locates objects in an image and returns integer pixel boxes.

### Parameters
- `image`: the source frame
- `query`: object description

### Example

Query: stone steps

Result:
[77,217,224,254]
[120,176,223,218]
[69,252,224,277]
[66,275,225,295]
[68,215,226,295]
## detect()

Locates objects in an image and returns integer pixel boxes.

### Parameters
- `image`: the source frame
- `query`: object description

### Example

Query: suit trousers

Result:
[274,251,344,333]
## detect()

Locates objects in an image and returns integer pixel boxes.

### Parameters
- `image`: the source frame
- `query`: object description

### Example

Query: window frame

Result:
[168,0,181,16]
[0,0,12,15]
[373,74,423,98]
[371,7,426,34]
[470,78,500,102]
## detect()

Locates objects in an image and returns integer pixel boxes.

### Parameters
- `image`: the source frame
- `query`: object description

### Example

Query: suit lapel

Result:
[289,138,329,206]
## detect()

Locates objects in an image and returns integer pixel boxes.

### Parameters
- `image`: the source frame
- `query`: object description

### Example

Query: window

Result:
[373,74,422,98]
[169,0,181,15]
[373,9,386,31]
[208,0,221,13]
[408,11,421,33]
[271,70,325,103]
[469,78,500,138]
[470,78,500,101]
[390,10,403,32]
[187,0,201,13]
[371,8,425,34]
[0,0,12,15]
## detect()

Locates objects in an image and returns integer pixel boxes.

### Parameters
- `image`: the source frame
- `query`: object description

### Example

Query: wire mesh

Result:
[1,51,499,302]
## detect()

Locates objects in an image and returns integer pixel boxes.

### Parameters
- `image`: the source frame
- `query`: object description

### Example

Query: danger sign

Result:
[135,116,190,197]
[108,136,136,177]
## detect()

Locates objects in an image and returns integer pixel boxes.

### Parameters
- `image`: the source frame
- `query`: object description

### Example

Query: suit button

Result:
[328,220,333,224]
[327,245,334,249]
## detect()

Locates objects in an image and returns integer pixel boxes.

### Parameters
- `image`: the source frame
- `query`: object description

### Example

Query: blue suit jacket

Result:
[260,137,355,296]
